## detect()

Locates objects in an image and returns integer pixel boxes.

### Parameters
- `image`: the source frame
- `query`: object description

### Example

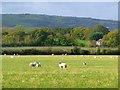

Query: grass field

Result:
[2,55,118,88]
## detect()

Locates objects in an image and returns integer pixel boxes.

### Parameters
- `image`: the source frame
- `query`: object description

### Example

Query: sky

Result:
[1,0,119,2]
[2,2,118,20]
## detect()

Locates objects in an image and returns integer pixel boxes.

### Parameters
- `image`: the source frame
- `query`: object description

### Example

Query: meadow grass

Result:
[2,55,118,88]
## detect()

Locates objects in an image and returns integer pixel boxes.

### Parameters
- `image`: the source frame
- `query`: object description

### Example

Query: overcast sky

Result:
[2,2,118,20]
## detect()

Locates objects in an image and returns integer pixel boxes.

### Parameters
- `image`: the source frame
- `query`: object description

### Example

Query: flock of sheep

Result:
[28,55,118,69]
[4,53,118,69]
[29,62,69,68]
[29,61,87,68]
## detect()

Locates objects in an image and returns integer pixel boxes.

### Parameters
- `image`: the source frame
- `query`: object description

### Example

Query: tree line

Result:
[2,24,120,47]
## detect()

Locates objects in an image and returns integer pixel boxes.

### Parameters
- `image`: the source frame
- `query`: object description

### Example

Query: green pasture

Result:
[2,55,118,88]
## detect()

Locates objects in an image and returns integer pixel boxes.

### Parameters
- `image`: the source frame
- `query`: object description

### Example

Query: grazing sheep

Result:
[110,56,113,58]
[16,53,20,57]
[81,55,83,57]
[36,62,41,67]
[52,54,54,56]
[10,56,14,58]
[116,56,118,58]
[29,62,41,67]
[65,54,67,56]
[100,57,102,59]
[83,62,87,65]
[94,56,97,59]
[29,62,36,67]
[59,62,67,68]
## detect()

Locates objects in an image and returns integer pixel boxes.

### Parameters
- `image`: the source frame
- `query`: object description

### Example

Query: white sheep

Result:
[83,62,87,65]
[110,56,113,58]
[29,62,35,67]
[16,53,20,57]
[100,57,102,59]
[58,62,67,68]
[36,62,41,67]
[116,56,118,58]
[81,55,83,57]
[10,56,14,58]
[29,62,41,67]
[65,54,67,56]
[94,56,96,58]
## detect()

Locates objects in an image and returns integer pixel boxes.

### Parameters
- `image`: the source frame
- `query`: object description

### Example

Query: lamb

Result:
[29,62,36,67]
[81,55,84,57]
[35,62,41,67]
[100,56,102,59]
[110,56,113,58]
[83,62,87,65]
[58,62,67,68]
[94,56,97,59]
[29,62,41,67]
[10,56,14,58]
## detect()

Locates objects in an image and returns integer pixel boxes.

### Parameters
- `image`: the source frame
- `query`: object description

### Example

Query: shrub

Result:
[1,47,119,55]
[96,47,101,55]
[71,46,80,55]
[53,50,67,55]
[101,49,108,55]
[101,49,119,55]
[2,49,43,55]
[43,47,52,55]
[80,49,90,55]
[21,49,42,55]
[88,40,96,47]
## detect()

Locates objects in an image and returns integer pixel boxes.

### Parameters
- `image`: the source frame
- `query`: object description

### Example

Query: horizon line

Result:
[2,13,118,21]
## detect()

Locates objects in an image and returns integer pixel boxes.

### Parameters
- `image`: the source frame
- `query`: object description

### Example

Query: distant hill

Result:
[2,14,118,30]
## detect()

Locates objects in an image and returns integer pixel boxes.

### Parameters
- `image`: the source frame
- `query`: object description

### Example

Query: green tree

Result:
[71,27,85,40]
[83,27,93,40]
[102,30,120,47]
[89,32,103,41]
[93,24,109,35]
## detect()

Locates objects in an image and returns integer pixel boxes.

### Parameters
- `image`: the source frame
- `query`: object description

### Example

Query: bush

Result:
[43,47,52,55]
[80,49,90,55]
[101,49,108,55]
[21,49,42,55]
[71,46,80,55]
[101,49,119,55]
[52,50,67,55]
[2,50,17,55]
[88,40,96,47]
[2,49,43,55]
[79,43,85,47]
[96,47,100,55]
[1,47,119,55]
